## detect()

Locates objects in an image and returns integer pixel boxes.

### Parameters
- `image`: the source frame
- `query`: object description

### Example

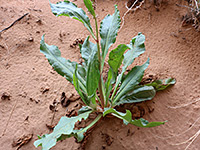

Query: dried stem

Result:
[167,98,200,109]
[119,0,139,31]
[1,72,30,137]
[119,0,145,32]
[193,0,199,13]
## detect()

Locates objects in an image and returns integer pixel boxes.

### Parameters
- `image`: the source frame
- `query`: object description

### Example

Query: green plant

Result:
[34,0,176,149]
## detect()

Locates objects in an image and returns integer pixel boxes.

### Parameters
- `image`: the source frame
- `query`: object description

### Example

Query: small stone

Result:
[1,92,11,100]
[36,19,42,24]
[28,37,34,42]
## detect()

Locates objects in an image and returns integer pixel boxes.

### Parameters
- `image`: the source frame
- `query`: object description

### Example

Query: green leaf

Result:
[115,86,156,106]
[81,36,97,66]
[58,114,102,142]
[100,5,121,71]
[131,118,166,128]
[146,78,176,91]
[123,33,146,70]
[78,106,93,115]
[40,35,86,92]
[83,0,95,17]
[113,58,150,105]
[34,111,92,150]
[73,65,90,106]
[108,44,129,77]
[86,43,100,104]
[111,33,146,101]
[76,64,86,80]
[103,108,165,127]
[56,128,85,142]
[50,1,95,38]
[105,44,129,101]
[103,108,132,125]
[105,69,113,100]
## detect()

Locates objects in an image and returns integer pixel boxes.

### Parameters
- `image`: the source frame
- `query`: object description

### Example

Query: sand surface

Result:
[0,0,200,149]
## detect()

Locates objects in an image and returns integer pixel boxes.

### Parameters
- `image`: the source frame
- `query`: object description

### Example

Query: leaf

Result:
[105,69,113,100]
[76,64,86,80]
[111,33,146,101]
[113,58,150,105]
[108,44,129,77]
[105,44,129,100]
[56,128,84,142]
[58,114,102,142]
[83,0,95,17]
[86,43,100,104]
[146,78,176,91]
[81,36,97,66]
[123,33,146,70]
[100,5,121,71]
[34,111,92,150]
[40,35,86,92]
[103,108,132,125]
[103,108,165,127]
[131,118,166,128]
[115,86,156,106]
[73,65,89,106]
[50,1,94,37]
[78,106,93,115]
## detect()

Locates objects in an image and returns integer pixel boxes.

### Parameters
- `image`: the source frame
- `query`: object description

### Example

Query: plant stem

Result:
[94,16,105,108]
[76,114,102,135]
[91,31,96,41]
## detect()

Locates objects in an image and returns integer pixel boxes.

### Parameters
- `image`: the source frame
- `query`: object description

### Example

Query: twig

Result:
[154,116,200,139]
[51,110,56,126]
[1,72,30,137]
[0,13,29,34]
[193,0,199,14]
[119,0,139,32]
[167,98,200,109]
[169,129,200,149]
[176,4,195,11]
[171,130,200,146]
[185,129,200,150]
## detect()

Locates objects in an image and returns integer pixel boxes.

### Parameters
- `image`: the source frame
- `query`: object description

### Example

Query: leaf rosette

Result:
[34,0,176,149]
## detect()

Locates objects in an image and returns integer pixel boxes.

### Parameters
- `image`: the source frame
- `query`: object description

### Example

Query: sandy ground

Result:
[0,0,200,150]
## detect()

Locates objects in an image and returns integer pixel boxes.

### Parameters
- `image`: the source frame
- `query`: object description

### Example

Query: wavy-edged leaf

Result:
[115,85,156,106]
[81,36,97,66]
[100,5,121,71]
[108,44,129,77]
[113,58,150,105]
[58,114,102,143]
[40,35,86,92]
[111,33,146,102]
[123,33,146,70]
[146,78,176,91]
[103,108,132,125]
[103,108,165,127]
[34,111,92,150]
[50,1,94,37]
[83,0,95,17]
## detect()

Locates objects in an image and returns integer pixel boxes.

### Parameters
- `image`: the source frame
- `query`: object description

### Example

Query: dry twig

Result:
[1,72,31,137]
[0,13,29,34]
[119,0,144,32]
